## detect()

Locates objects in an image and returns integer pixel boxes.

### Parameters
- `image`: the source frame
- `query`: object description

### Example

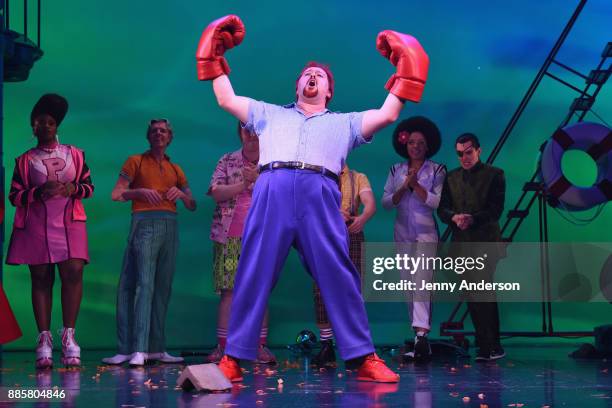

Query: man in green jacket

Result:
[438,133,506,362]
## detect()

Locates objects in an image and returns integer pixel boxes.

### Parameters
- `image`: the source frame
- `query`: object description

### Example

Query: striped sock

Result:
[260,327,268,345]
[319,328,334,342]
[217,328,227,347]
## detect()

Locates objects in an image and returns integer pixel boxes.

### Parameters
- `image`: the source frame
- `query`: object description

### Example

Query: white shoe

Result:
[102,353,133,365]
[148,352,184,363]
[129,352,147,367]
[35,331,53,369]
[59,328,81,367]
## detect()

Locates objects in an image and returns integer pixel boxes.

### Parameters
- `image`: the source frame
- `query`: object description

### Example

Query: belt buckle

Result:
[298,161,306,169]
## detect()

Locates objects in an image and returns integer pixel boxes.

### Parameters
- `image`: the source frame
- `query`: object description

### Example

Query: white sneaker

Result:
[59,328,81,367]
[35,331,53,369]
[148,352,184,363]
[129,352,147,367]
[102,353,133,365]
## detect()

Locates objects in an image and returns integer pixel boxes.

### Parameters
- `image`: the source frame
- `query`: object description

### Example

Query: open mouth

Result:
[302,78,319,98]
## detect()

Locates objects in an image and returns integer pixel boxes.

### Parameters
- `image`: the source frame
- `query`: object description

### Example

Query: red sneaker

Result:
[356,353,400,383]
[218,355,243,382]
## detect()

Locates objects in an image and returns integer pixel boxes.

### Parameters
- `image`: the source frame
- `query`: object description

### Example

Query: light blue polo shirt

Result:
[244,99,370,175]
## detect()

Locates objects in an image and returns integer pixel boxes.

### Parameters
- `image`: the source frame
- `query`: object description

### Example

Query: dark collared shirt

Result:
[438,161,506,242]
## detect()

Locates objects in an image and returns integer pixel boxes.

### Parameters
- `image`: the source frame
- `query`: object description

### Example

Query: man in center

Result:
[196,14,429,382]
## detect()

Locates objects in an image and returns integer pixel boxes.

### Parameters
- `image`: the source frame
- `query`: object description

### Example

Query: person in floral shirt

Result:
[207,122,275,364]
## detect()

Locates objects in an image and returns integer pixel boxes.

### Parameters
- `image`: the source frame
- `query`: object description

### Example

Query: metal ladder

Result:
[439,0,611,344]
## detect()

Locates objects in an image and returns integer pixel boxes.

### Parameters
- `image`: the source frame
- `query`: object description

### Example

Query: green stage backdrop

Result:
[2,0,611,350]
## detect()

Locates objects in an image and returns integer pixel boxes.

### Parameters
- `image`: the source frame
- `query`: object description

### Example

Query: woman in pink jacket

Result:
[6,94,94,369]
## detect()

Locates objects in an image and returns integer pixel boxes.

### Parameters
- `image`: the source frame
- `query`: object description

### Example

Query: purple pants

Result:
[226,169,375,360]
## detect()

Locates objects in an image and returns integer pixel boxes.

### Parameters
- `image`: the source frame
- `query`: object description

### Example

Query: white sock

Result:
[319,328,334,341]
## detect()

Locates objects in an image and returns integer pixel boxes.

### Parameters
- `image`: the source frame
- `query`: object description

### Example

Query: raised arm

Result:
[197,15,250,123]
[212,75,251,124]
[362,94,404,140]
[362,30,429,140]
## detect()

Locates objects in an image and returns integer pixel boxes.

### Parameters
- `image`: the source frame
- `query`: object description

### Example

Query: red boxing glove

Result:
[376,30,429,102]
[196,15,245,81]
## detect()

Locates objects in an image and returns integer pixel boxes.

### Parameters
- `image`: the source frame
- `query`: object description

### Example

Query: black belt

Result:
[259,161,339,183]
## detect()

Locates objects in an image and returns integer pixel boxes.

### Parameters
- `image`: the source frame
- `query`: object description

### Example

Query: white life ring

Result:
[539,122,611,211]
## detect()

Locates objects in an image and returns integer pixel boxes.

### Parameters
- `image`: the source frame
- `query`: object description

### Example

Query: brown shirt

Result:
[120,151,188,213]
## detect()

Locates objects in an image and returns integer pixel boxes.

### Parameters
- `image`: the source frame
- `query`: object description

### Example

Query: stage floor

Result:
[0,344,611,407]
